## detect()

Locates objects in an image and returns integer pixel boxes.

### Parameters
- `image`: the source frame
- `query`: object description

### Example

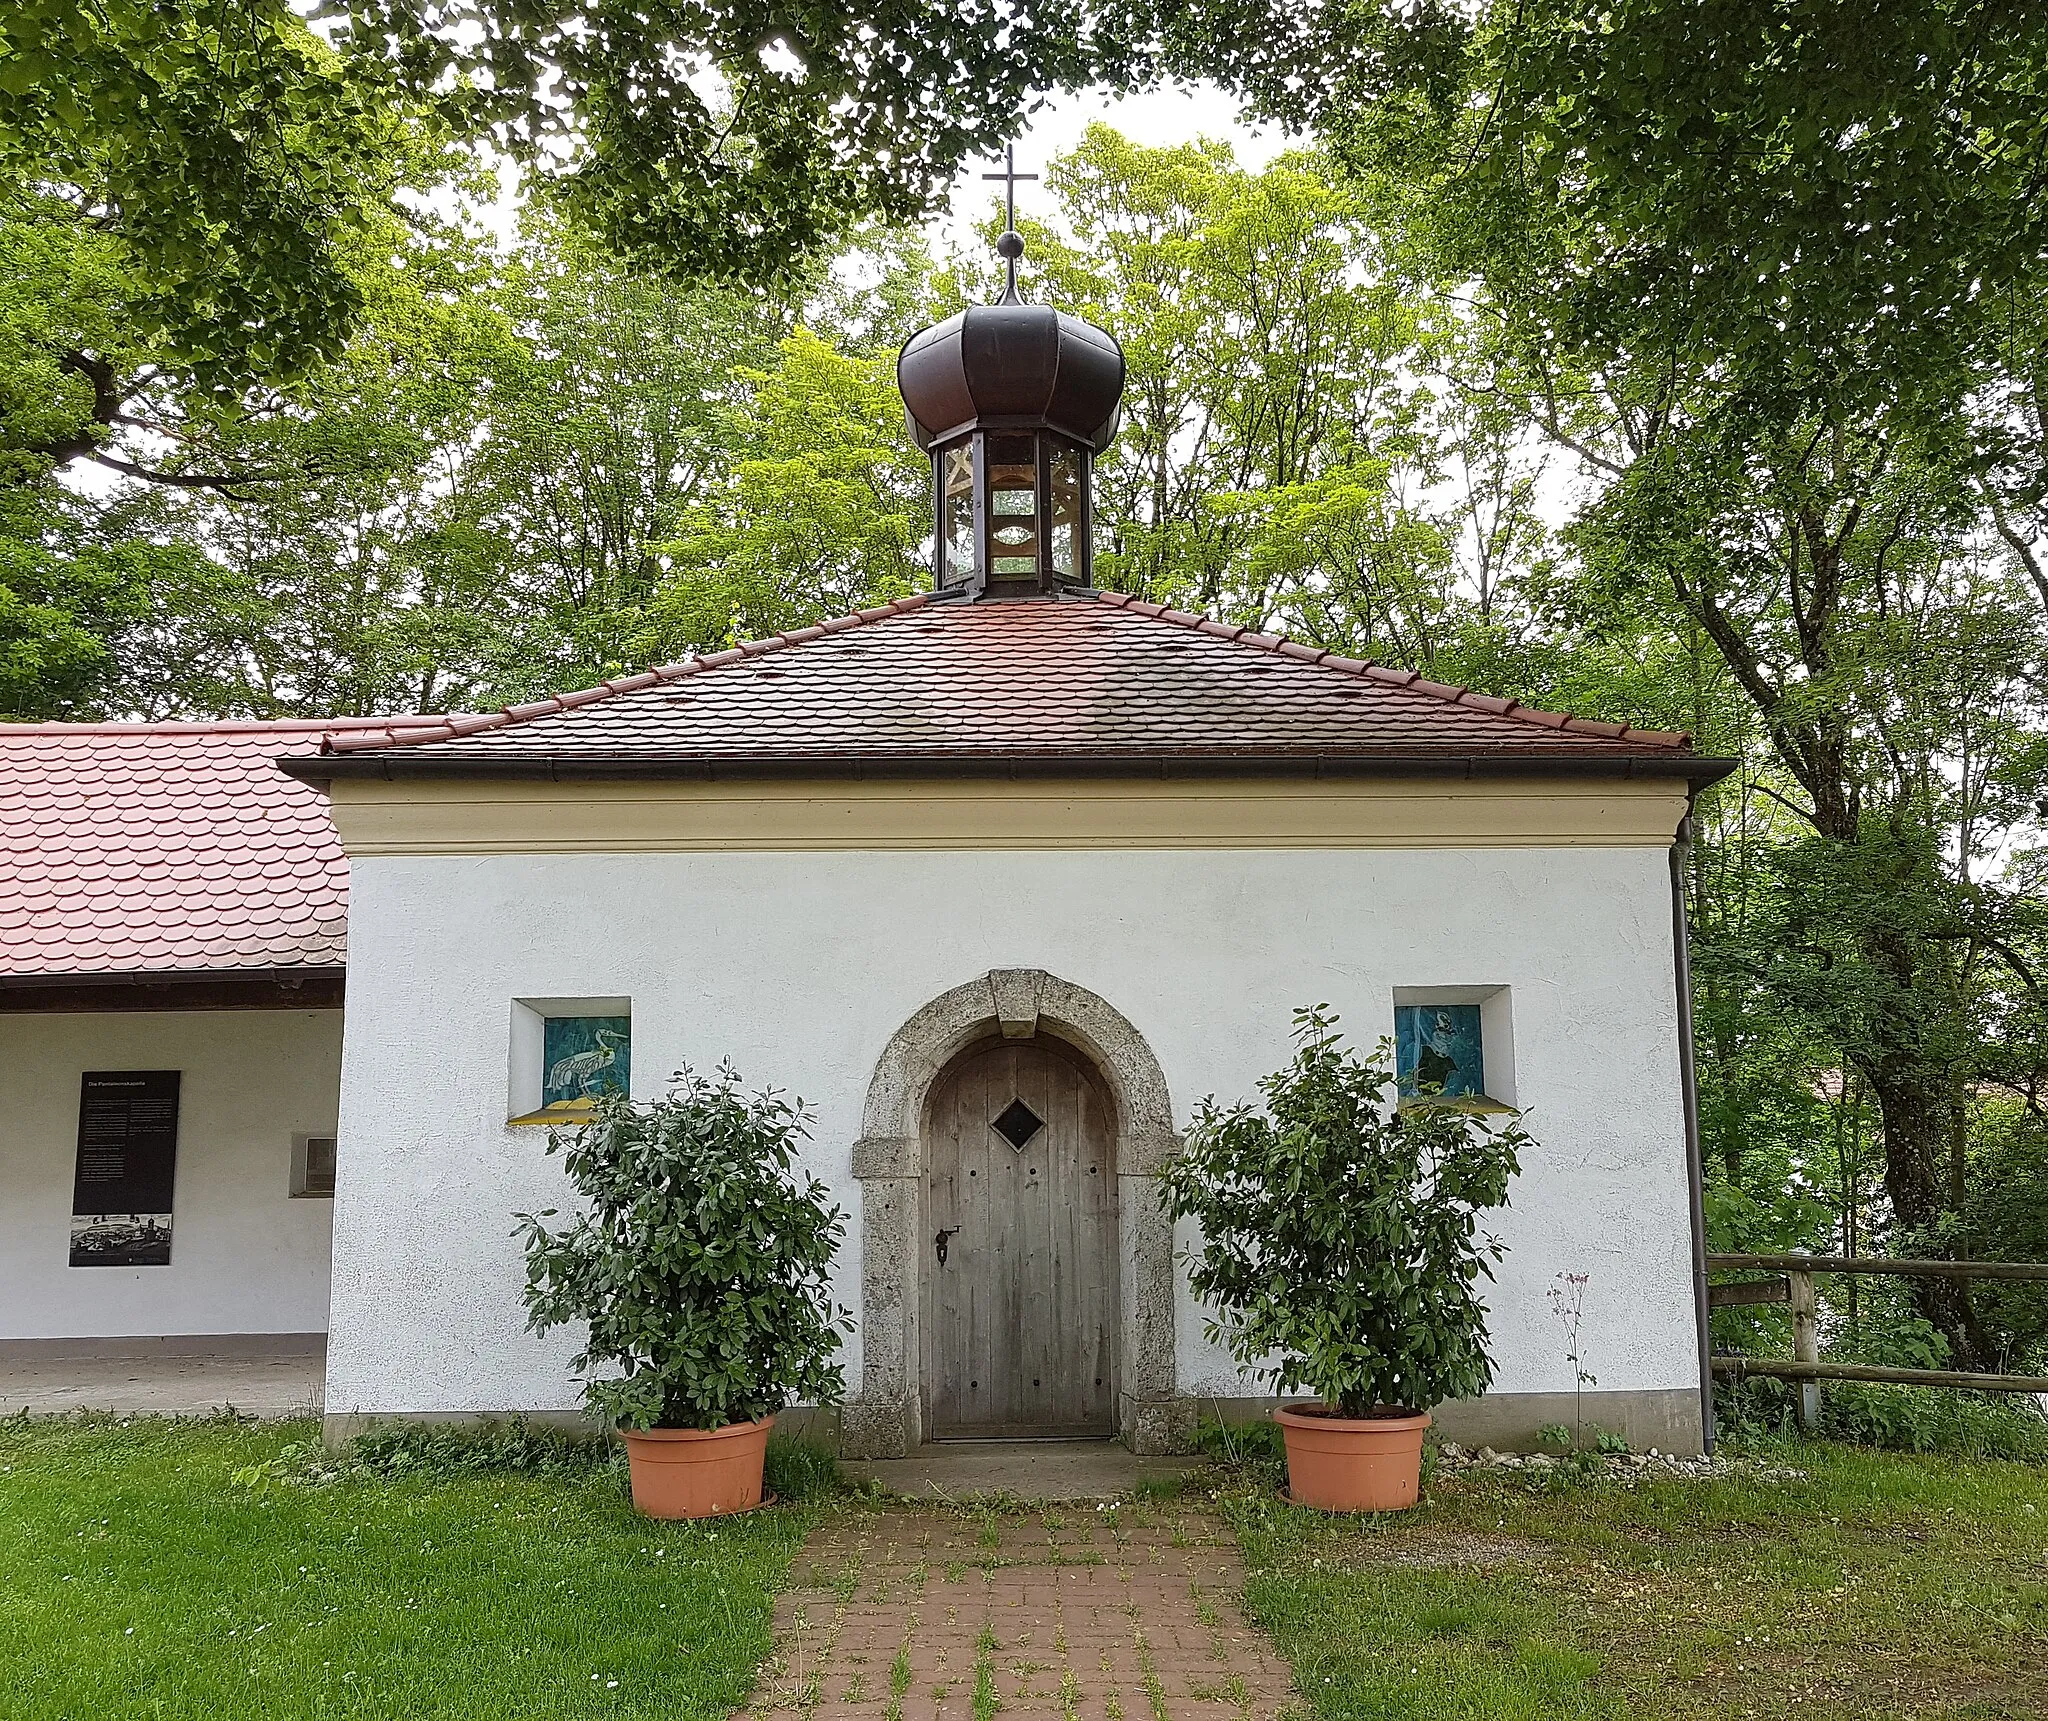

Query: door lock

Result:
[934,1227,960,1266]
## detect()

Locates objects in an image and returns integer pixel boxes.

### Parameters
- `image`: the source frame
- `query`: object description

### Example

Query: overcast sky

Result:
[933,81,1288,253]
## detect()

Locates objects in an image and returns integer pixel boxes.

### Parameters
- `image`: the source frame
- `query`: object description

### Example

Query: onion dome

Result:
[897,300,1125,454]
[897,206,1125,599]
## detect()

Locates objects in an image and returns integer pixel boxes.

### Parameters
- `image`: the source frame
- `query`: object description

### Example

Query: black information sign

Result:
[69,1070,180,1267]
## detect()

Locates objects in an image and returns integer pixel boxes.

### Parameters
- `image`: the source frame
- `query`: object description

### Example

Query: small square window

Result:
[291,1134,337,1198]
[509,997,632,1125]
[1392,987,1515,1111]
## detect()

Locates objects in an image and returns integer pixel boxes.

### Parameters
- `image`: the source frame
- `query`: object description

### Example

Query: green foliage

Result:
[516,1063,851,1432]
[0,0,402,392]
[336,1416,844,1499]
[336,0,1137,284]
[1159,1006,1528,1417]
[1210,12,2048,1367]
[1200,1,2048,429]
[1193,1413,1287,1480]
[0,487,150,716]
[761,1433,844,1504]
[997,128,1475,657]
[1716,1378,2048,1463]
[644,328,925,652]
[345,1416,617,1480]
[1962,1102,2048,1368]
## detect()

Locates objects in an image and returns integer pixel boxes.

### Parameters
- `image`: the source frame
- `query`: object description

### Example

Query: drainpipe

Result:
[1670,803,1716,1455]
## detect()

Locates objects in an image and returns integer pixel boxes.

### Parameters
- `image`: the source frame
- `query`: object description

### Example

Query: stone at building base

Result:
[1121,1392,1198,1456]
[323,1388,1699,1460]
[837,1392,918,1459]
[323,1401,842,1454]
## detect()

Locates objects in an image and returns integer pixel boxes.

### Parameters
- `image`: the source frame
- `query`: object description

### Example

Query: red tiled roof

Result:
[299,594,1708,775]
[0,719,407,979]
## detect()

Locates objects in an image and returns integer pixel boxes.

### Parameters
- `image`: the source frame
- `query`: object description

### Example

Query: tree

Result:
[445,216,803,692]
[1564,407,2048,1365]
[0,485,190,718]
[2,1,408,419]
[1185,0,2048,429]
[335,0,1141,283]
[952,127,1522,670]
[7,206,921,717]
[644,329,926,653]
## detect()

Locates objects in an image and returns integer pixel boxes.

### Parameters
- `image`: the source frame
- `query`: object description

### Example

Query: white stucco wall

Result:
[323,846,1696,1421]
[0,1009,341,1338]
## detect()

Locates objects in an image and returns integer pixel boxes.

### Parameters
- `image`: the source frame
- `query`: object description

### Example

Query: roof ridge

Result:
[1089,591,1690,749]
[0,716,430,737]
[321,596,935,755]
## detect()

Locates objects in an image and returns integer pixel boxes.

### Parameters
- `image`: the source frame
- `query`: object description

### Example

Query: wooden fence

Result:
[1705,1252,2048,1429]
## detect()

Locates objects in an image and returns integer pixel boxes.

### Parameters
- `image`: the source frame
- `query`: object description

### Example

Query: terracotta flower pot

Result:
[620,1415,775,1518]
[1276,1403,1432,1512]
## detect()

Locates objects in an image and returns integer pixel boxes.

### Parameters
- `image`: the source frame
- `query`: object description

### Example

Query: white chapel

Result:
[1,253,1731,1454]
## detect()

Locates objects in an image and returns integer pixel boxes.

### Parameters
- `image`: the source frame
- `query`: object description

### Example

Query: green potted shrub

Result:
[1160,1006,1529,1511]
[516,1062,850,1518]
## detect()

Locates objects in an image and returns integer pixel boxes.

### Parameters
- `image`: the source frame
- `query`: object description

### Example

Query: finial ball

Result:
[996,229,1026,261]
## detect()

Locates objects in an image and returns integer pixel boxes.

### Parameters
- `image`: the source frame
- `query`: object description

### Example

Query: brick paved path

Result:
[747,1504,1297,1721]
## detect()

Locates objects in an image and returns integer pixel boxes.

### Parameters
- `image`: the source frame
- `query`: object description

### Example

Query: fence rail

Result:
[1704,1252,2048,1426]
[1707,1253,2048,1282]
[1711,1356,2048,1394]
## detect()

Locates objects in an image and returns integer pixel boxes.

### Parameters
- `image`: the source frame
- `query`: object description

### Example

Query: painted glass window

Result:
[542,1016,631,1111]
[1048,441,1082,576]
[1395,1004,1486,1101]
[942,444,974,579]
[986,433,1039,575]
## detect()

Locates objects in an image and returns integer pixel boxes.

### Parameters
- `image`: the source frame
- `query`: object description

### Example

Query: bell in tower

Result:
[896,165,1125,600]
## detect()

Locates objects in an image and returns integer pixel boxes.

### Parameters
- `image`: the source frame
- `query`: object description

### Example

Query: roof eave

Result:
[281,752,1740,787]
[0,964,348,989]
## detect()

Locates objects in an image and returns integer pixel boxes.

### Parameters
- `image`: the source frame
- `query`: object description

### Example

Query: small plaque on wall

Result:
[69,1070,180,1267]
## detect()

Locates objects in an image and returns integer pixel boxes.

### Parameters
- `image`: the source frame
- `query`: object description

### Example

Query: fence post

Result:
[1789,1268,1821,1431]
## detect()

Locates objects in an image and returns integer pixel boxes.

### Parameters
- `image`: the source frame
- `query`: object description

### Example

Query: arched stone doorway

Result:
[842,970,1186,1457]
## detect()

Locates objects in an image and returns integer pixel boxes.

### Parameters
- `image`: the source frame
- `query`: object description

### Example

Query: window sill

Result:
[1397,1095,1519,1117]
[507,1104,598,1129]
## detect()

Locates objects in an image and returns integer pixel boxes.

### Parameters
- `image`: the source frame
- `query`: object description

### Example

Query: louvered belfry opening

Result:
[897,237,1125,600]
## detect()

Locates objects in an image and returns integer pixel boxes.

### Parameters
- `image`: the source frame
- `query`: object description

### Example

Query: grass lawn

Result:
[0,1414,819,1721]
[1223,1438,2048,1721]
[9,1414,2047,1721]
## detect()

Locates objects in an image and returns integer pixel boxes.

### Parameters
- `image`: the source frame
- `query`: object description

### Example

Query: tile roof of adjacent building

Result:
[292,593,1724,780]
[0,718,409,979]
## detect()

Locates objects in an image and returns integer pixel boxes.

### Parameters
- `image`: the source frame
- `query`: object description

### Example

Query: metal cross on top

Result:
[983,143,1038,300]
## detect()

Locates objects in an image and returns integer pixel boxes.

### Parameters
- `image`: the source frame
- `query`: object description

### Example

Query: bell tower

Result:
[896,159,1125,600]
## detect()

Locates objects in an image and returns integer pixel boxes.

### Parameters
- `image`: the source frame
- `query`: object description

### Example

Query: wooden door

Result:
[923,1037,1118,1437]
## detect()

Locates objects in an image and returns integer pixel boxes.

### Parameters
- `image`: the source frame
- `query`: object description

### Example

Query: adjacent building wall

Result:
[0,1009,341,1338]
[323,842,1702,1449]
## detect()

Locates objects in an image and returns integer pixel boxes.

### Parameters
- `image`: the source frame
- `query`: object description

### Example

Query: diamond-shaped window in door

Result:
[991,1098,1044,1152]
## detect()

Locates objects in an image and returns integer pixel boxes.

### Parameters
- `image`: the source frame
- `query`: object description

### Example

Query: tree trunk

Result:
[1865,1068,1991,1370]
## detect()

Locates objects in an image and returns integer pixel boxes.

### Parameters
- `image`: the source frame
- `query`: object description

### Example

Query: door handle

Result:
[934,1227,960,1266]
